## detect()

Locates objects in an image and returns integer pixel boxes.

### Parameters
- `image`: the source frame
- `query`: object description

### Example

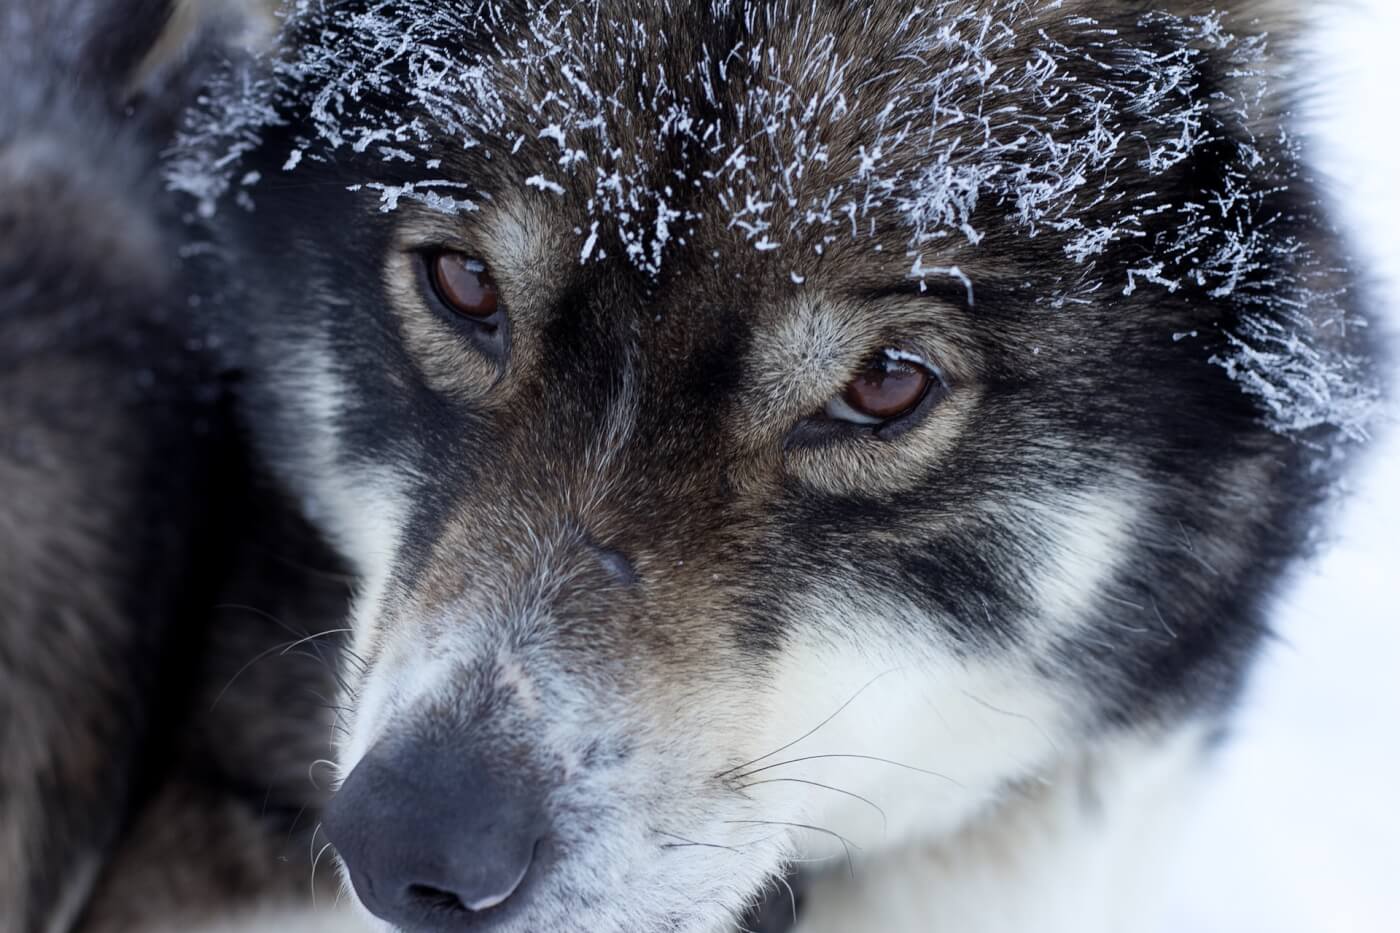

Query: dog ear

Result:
[0,0,243,136]
[105,0,260,136]
[64,0,272,137]
[83,0,184,91]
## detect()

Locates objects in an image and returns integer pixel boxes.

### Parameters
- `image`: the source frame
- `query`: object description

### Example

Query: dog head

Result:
[179,1,1377,930]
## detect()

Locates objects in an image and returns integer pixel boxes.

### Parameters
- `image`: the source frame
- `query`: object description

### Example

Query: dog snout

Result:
[325,738,552,931]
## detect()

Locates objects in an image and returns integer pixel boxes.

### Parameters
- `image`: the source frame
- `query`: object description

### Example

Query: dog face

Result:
[183,1,1376,930]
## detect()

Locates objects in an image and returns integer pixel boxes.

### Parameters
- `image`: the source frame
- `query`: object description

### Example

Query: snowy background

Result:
[1162,3,1399,931]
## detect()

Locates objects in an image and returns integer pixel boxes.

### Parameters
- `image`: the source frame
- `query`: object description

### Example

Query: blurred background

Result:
[1162,2,1399,930]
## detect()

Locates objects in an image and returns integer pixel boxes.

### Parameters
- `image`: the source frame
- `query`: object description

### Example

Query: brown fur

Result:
[3,1,1378,932]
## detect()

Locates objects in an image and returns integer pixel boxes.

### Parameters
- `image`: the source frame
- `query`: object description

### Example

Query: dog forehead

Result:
[452,183,908,360]
[424,0,1000,277]
[167,0,1377,446]
[206,0,1291,317]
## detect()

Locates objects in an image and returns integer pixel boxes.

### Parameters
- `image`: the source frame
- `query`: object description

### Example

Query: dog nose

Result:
[324,739,550,931]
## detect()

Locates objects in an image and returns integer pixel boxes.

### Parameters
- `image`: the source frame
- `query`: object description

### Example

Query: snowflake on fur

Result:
[167,0,1379,443]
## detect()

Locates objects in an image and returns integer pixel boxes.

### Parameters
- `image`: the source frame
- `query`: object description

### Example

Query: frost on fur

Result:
[166,0,1379,443]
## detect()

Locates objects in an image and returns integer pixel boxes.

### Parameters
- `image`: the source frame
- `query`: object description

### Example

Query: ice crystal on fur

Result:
[167,0,1378,441]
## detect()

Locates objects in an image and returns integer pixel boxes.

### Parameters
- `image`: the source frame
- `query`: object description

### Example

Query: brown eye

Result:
[429,252,498,318]
[826,354,933,424]
[846,358,930,417]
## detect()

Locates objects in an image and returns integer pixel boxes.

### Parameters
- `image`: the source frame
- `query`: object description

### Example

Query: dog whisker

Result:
[309,838,334,908]
[654,829,742,854]
[213,603,343,661]
[283,804,310,847]
[959,690,1061,756]
[737,777,889,837]
[280,627,356,654]
[308,758,339,792]
[717,669,899,779]
[653,826,785,852]
[724,819,861,880]
[657,843,730,851]
[731,753,962,788]
[210,640,311,711]
[784,851,850,865]
[209,618,357,712]
[774,871,799,928]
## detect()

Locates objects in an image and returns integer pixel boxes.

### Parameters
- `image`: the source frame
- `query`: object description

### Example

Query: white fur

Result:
[325,408,1164,933]
[1020,488,1138,632]
[292,342,407,583]
[286,340,414,769]
[792,724,1210,933]
[731,484,1138,869]
[143,907,376,933]
[746,634,1072,857]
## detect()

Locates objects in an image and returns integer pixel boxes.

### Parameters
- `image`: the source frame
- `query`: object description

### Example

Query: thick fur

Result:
[1,3,344,932]
[0,2,214,929]
[185,1,1377,931]
[3,1,1384,932]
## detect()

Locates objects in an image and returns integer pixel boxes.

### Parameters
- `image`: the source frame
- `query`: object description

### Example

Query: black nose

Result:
[324,739,550,932]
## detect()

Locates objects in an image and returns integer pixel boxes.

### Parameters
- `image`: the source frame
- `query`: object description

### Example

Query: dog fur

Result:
[2,1,1385,932]
[0,2,216,928]
[2,4,347,931]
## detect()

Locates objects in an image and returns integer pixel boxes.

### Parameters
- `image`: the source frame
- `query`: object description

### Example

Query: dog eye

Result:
[428,252,498,318]
[824,354,933,425]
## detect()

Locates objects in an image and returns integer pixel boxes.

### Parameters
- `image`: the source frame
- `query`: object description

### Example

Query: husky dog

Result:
[157,1,1383,931]
[4,0,1384,932]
